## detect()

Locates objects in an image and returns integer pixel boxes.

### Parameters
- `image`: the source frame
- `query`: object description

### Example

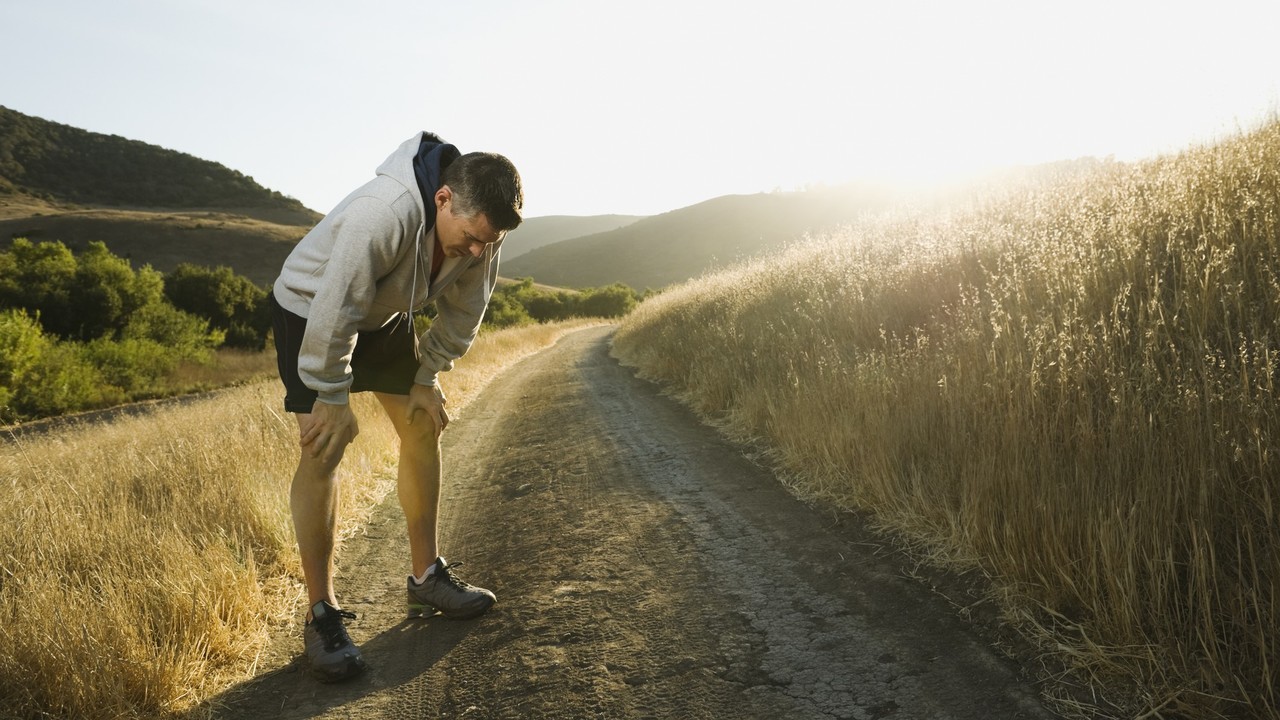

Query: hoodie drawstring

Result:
[407,221,425,334]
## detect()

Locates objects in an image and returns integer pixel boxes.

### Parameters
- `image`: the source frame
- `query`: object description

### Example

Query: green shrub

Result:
[0,309,49,421]
[122,302,223,362]
[11,341,122,417]
[0,239,169,341]
[164,264,269,349]
[0,239,76,335]
[0,309,48,388]
[483,293,534,328]
[82,337,180,393]
[579,283,638,318]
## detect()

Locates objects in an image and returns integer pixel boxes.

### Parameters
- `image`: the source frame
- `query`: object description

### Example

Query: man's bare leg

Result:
[376,391,441,578]
[291,416,347,615]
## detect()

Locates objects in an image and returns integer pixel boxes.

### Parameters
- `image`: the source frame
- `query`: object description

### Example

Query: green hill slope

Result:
[0,105,316,223]
[0,106,320,284]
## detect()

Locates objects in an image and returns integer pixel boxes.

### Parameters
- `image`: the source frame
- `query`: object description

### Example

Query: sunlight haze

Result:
[3,0,1277,217]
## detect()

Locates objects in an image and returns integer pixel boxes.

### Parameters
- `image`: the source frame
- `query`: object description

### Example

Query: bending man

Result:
[269,131,522,682]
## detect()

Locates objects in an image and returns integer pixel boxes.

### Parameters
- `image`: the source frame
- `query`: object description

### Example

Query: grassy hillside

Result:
[0,107,319,285]
[0,204,306,287]
[0,105,315,222]
[502,214,644,260]
[501,186,899,290]
[614,120,1280,718]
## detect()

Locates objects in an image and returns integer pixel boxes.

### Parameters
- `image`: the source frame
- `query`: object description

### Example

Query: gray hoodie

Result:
[272,132,500,405]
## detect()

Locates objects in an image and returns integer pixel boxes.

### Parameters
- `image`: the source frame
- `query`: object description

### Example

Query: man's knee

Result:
[397,422,441,455]
[295,447,347,480]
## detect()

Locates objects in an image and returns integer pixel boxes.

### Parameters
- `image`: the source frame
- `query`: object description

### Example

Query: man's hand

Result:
[406,383,448,437]
[299,401,360,463]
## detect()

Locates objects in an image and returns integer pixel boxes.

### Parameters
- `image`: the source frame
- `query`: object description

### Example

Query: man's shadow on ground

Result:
[202,614,476,719]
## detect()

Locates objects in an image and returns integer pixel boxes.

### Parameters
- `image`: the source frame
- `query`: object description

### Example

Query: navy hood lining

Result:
[412,132,461,231]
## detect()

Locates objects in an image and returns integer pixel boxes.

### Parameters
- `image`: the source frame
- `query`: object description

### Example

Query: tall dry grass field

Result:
[0,319,600,719]
[614,121,1280,718]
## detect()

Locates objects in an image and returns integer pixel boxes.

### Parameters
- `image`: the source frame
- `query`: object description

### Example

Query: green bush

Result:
[122,302,223,362]
[579,283,638,318]
[483,293,534,328]
[12,341,122,418]
[0,310,49,421]
[82,337,180,394]
[69,242,165,340]
[482,278,641,327]
[164,264,269,349]
[0,309,47,388]
[0,239,167,341]
[0,239,76,335]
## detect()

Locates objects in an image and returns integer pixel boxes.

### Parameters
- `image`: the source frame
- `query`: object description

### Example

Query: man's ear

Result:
[434,186,451,211]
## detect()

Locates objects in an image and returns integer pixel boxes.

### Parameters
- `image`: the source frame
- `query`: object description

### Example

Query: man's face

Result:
[435,187,501,259]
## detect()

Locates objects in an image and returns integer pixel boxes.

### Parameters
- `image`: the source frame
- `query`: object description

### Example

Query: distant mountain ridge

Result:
[0,105,317,225]
[502,187,899,290]
[502,214,644,260]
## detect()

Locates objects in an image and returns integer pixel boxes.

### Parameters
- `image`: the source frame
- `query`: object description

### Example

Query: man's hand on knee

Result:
[406,383,448,438]
[300,401,360,462]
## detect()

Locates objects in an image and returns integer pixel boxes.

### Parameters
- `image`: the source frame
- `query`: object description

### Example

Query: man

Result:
[269,131,522,682]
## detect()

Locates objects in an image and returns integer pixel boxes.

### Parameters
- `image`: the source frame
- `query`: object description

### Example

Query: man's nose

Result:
[469,243,484,258]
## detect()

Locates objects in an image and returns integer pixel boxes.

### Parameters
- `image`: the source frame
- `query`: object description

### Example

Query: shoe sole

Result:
[406,595,495,620]
[309,655,367,683]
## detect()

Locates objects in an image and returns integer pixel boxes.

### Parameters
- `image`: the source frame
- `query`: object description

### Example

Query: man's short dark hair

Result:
[442,152,523,232]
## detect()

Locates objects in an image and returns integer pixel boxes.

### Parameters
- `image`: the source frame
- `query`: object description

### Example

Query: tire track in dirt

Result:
[207,325,1057,719]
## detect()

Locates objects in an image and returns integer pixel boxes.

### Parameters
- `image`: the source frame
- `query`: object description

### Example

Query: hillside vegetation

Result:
[0,105,313,221]
[614,120,1280,718]
[0,106,318,285]
[502,186,900,290]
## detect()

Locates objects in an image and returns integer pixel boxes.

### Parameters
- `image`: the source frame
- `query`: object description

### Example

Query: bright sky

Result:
[3,1,1278,218]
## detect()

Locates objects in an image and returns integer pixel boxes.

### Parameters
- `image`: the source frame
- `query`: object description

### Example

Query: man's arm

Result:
[405,382,448,437]
[414,241,502,388]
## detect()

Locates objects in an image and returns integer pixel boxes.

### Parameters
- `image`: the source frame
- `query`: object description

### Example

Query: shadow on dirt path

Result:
[205,326,1060,719]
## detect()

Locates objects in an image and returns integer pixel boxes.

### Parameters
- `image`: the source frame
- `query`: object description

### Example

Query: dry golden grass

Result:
[614,120,1280,719]
[0,318,602,719]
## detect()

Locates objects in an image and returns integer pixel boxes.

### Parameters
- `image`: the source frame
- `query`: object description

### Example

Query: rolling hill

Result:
[502,214,644,260]
[501,187,899,290]
[0,105,320,285]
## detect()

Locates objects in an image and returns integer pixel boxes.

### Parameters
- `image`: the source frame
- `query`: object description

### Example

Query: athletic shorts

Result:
[268,291,421,413]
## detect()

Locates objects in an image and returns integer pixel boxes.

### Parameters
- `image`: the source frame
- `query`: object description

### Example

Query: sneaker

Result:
[406,557,496,619]
[303,600,367,682]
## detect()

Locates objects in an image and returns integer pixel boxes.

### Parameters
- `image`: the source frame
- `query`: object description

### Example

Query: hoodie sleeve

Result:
[415,241,501,387]
[299,196,408,405]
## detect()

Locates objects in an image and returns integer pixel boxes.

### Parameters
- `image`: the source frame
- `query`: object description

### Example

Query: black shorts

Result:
[269,292,420,413]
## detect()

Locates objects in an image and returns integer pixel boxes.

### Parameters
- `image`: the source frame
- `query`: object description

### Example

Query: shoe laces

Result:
[436,560,477,591]
[311,607,357,652]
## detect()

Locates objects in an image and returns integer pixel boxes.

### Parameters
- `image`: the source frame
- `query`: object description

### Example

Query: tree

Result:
[579,283,638,318]
[68,241,162,340]
[0,238,76,334]
[164,263,270,349]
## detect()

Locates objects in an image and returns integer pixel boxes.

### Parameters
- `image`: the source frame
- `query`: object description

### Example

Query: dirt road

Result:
[209,326,1056,719]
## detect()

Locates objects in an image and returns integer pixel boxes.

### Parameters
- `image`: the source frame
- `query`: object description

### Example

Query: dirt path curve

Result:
[208,326,1057,720]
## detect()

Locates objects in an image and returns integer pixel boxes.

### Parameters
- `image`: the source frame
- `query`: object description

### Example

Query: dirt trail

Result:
[208,326,1057,719]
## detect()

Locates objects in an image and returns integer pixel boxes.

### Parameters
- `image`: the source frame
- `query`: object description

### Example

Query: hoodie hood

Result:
[373,132,460,232]
[413,132,461,230]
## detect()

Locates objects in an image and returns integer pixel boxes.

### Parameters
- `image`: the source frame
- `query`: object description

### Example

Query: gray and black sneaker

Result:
[303,600,367,683]
[406,557,496,619]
